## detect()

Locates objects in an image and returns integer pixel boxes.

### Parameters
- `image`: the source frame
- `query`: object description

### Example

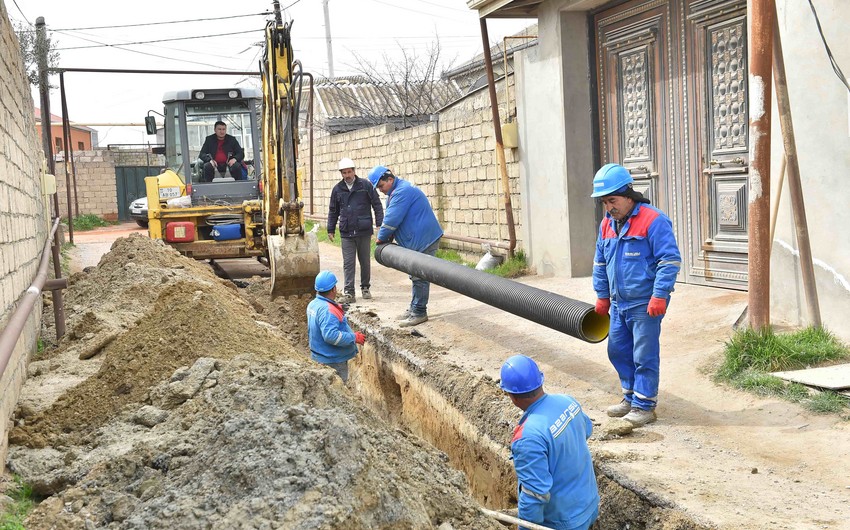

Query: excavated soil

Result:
[8,235,500,529]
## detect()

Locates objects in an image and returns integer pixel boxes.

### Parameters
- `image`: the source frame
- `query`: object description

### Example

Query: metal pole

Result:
[322,0,335,78]
[59,71,75,244]
[36,16,66,339]
[305,72,315,215]
[746,0,774,330]
[771,15,821,328]
[479,17,517,256]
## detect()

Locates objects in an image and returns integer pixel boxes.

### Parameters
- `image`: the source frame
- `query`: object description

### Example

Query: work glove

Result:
[355,332,366,345]
[647,296,667,317]
[594,298,611,316]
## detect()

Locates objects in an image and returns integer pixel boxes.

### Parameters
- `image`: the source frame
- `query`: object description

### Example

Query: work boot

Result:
[399,314,428,328]
[338,293,355,304]
[623,407,657,427]
[396,309,412,321]
[606,399,632,418]
[361,288,372,300]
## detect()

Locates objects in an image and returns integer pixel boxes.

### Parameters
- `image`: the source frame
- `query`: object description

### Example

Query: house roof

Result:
[466,0,544,18]
[34,107,96,132]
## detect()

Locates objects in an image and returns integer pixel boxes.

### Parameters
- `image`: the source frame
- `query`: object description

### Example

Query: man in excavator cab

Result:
[198,121,247,182]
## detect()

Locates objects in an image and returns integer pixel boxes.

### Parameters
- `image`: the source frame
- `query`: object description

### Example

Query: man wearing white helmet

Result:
[327,158,384,304]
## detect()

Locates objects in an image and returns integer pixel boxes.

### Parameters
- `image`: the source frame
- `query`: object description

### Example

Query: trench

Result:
[342,312,714,530]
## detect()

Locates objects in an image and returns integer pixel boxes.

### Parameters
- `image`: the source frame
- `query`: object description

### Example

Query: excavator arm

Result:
[261,1,320,298]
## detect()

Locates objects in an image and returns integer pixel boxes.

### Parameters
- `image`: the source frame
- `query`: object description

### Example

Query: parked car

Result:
[130,197,148,227]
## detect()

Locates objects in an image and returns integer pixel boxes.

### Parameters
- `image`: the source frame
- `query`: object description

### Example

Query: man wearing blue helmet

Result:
[368,165,443,328]
[306,270,366,382]
[591,163,681,426]
[500,355,599,530]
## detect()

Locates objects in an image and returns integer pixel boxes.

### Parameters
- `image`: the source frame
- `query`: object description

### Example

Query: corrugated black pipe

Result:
[375,244,609,344]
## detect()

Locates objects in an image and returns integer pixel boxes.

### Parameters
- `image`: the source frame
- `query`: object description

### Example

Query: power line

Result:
[49,11,271,32]
[408,0,469,13]
[11,0,31,25]
[806,0,850,92]
[363,0,459,20]
[55,29,262,50]
[66,28,250,61]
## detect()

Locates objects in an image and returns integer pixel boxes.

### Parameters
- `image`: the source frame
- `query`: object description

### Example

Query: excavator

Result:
[143,2,318,297]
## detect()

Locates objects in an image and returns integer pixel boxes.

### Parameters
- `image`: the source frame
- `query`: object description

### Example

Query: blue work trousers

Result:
[607,300,665,411]
[409,239,440,316]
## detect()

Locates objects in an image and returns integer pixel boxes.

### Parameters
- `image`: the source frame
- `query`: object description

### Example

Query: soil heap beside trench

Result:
[7,234,500,529]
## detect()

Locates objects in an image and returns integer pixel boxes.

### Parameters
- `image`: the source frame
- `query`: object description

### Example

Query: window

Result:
[78,142,84,150]
[54,137,63,152]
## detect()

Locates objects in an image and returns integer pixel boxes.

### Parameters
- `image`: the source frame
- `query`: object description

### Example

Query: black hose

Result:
[375,244,609,344]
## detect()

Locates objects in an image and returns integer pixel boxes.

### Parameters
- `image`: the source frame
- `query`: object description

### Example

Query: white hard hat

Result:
[338,158,355,171]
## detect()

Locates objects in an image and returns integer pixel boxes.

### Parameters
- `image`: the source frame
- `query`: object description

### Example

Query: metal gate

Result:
[594,0,749,289]
[115,166,162,221]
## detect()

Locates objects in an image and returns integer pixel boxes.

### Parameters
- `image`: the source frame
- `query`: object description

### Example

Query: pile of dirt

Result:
[9,235,501,529]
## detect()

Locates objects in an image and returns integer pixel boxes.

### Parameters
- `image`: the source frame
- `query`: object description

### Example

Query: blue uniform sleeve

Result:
[317,305,356,347]
[592,225,610,299]
[512,436,552,526]
[647,216,681,298]
[583,411,593,440]
[377,188,412,242]
[370,185,384,227]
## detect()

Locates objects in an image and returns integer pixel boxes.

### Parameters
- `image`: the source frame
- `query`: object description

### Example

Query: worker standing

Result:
[500,355,600,530]
[327,158,384,304]
[368,165,443,328]
[591,163,681,426]
[307,270,366,382]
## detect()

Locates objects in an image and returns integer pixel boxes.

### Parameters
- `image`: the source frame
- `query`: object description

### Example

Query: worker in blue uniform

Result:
[500,354,599,530]
[368,165,443,328]
[591,163,681,426]
[306,270,366,382]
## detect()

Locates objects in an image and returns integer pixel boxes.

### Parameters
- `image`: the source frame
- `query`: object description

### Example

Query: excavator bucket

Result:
[268,232,321,298]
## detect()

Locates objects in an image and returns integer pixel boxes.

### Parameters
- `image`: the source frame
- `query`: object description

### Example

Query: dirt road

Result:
[57,227,850,529]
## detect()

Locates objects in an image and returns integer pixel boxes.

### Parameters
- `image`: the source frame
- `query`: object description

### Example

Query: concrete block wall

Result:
[0,3,50,463]
[299,77,523,254]
[54,148,163,221]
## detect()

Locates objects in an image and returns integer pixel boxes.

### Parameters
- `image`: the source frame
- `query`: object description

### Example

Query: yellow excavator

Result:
[143,3,318,297]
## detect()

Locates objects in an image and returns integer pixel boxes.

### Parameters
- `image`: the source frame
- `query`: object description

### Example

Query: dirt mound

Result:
[10,235,500,529]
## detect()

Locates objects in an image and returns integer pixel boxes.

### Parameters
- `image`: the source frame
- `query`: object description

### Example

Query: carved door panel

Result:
[685,0,749,287]
[595,1,676,214]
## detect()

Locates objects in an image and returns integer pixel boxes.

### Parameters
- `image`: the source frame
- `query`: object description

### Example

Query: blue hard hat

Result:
[499,355,544,394]
[314,270,337,292]
[368,165,392,187]
[591,163,633,198]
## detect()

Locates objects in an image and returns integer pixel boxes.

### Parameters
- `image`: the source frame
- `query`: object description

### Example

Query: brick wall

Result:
[299,76,523,255]
[55,148,164,221]
[0,5,50,463]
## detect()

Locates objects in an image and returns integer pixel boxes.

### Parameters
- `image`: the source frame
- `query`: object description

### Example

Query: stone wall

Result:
[299,76,523,256]
[0,4,50,463]
[55,148,164,221]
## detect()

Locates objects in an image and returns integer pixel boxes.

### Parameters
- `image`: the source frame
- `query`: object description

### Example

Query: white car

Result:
[129,197,148,227]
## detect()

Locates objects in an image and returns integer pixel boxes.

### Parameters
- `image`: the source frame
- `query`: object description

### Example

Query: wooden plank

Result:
[770,363,850,390]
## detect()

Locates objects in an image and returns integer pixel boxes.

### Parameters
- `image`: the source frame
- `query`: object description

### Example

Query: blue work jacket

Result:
[306,295,358,365]
[592,202,682,309]
[376,178,442,252]
[511,394,599,530]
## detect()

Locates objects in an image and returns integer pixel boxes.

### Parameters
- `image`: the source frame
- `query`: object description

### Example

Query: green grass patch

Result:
[489,250,528,278]
[62,214,115,231]
[59,242,74,276]
[0,476,35,529]
[435,248,468,265]
[716,326,850,415]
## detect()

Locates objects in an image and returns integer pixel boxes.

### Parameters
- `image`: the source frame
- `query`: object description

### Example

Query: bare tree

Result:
[314,39,460,133]
[14,21,60,86]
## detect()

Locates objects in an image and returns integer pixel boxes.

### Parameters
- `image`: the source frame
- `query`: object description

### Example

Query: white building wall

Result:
[769,0,850,341]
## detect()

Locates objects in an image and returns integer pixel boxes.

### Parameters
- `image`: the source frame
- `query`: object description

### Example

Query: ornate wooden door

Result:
[594,0,749,289]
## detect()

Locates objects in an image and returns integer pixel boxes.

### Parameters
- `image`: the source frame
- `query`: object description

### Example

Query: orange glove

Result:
[354,332,366,345]
[594,298,611,316]
[647,296,667,317]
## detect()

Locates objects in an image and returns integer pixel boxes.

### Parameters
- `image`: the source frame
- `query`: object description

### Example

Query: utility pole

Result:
[36,16,66,339]
[322,0,335,78]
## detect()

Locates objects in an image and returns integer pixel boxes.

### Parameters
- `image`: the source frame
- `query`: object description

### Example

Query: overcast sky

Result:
[10,0,532,146]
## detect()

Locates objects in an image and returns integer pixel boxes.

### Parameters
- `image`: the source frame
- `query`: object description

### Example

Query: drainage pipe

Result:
[480,508,554,530]
[0,217,62,378]
[375,244,608,343]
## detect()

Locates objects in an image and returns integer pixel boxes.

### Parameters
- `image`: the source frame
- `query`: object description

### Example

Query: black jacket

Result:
[199,134,244,164]
[327,176,384,238]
